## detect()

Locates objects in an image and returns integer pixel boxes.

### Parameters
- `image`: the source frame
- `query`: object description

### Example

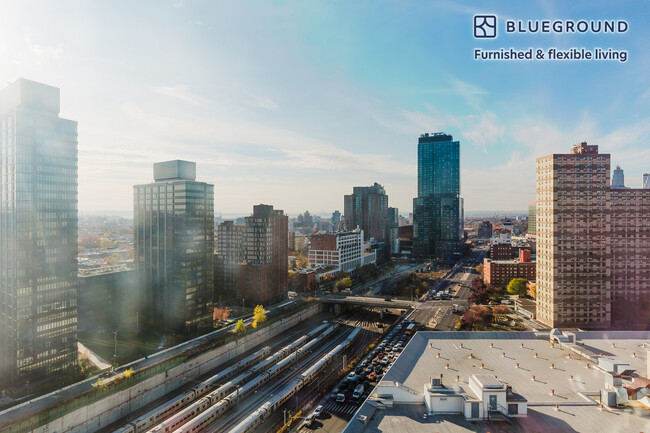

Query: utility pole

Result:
[113,330,118,366]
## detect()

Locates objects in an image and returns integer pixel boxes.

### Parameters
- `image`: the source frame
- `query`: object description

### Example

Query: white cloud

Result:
[149,84,208,105]
[24,34,63,64]
[461,112,505,151]
[248,95,279,111]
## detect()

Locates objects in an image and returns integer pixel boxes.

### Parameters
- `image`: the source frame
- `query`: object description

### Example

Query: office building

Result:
[331,210,341,230]
[134,160,214,332]
[612,165,625,188]
[214,221,246,301]
[536,142,650,328]
[387,207,400,255]
[477,221,493,239]
[643,173,650,189]
[527,202,536,236]
[236,204,288,305]
[0,79,78,385]
[413,132,463,261]
[308,228,368,272]
[344,183,388,242]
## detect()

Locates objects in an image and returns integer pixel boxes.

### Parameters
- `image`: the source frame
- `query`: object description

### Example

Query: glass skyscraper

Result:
[0,79,78,386]
[134,160,214,332]
[413,132,463,261]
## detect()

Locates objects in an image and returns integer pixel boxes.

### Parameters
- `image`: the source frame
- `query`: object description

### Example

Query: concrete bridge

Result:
[316,295,417,314]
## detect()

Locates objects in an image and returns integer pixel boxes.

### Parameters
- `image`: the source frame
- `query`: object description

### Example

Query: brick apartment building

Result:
[483,249,536,287]
[536,142,650,328]
[236,204,288,305]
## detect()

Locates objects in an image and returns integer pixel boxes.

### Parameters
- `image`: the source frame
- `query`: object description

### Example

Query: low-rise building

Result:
[308,229,366,273]
[344,330,650,433]
[78,266,140,332]
[483,249,535,287]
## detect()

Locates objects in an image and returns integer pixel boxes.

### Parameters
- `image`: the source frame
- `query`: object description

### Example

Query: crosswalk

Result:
[322,400,361,415]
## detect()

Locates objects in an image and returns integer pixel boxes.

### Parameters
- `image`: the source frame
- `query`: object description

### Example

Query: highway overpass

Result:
[316,295,417,311]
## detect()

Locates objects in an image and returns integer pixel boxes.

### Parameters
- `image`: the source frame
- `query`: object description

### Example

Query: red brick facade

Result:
[483,257,536,288]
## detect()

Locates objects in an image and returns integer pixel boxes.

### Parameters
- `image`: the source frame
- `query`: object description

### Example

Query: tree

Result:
[213,307,230,323]
[235,319,245,333]
[336,277,352,290]
[492,305,510,315]
[253,305,267,324]
[475,264,484,275]
[459,305,493,330]
[529,283,537,299]
[123,368,134,379]
[507,278,528,296]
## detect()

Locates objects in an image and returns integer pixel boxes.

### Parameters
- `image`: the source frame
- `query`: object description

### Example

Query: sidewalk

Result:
[78,341,112,370]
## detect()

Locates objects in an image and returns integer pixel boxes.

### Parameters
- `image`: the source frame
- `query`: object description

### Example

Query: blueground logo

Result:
[474,15,497,38]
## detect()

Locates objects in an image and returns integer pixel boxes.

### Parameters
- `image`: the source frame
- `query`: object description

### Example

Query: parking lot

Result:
[297,316,418,431]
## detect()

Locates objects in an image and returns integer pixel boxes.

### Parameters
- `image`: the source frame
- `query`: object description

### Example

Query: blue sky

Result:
[1,0,649,215]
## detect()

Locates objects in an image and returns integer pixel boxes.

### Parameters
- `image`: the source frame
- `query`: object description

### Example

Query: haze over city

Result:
[1,0,649,215]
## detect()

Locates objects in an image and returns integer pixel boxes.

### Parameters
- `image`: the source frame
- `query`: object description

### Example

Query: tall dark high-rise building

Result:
[236,204,288,305]
[214,221,246,301]
[413,132,463,261]
[343,183,388,242]
[0,79,78,385]
[331,210,341,230]
[387,207,400,254]
[134,160,214,332]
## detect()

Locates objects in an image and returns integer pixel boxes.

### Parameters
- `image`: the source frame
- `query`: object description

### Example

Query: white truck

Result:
[353,384,365,400]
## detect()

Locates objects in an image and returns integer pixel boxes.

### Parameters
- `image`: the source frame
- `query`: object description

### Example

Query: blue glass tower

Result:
[413,133,463,261]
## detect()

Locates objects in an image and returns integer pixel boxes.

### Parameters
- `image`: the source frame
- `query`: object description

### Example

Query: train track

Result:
[203,330,351,432]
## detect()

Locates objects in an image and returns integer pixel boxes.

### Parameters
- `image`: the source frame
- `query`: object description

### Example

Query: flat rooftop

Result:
[352,403,650,433]
[344,331,650,433]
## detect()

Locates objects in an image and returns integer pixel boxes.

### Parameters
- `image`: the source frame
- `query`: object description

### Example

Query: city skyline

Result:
[2,1,649,215]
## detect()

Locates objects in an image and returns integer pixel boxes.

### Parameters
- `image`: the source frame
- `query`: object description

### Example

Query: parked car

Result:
[313,405,323,417]
[330,387,340,399]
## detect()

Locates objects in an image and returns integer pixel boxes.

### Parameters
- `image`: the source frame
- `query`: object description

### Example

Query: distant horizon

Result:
[80,209,529,219]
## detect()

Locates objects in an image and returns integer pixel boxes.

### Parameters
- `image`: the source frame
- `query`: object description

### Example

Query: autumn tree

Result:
[475,264,484,275]
[459,305,493,330]
[492,305,510,315]
[253,305,267,324]
[528,283,537,299]
[336,277,352,290]
[235,319,245,333]
[213,307,230,324]
[507,278,528,296]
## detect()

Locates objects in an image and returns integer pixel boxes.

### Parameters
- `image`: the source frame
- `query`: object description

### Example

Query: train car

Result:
[229,328,362,433]
[113,425,135,433]
[115,346,270,433]
[114,390,196,433]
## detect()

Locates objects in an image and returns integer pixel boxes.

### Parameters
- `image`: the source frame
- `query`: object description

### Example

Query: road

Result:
[409,246,487,331]
[351,262,423,296]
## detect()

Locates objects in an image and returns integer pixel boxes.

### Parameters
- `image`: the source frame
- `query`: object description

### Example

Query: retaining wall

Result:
[23,304,319,433]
